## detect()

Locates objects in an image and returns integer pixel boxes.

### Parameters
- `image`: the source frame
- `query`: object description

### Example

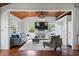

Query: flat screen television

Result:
[35,22,48,30]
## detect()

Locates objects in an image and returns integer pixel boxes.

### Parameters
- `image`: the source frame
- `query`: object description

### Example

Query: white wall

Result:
[55,15,73,46]
[0,8,10,49]
[68,17,73,46]
[9,14,21,37]
[0,8,23,49]
[72,7,79,50]
[55,16,68,45]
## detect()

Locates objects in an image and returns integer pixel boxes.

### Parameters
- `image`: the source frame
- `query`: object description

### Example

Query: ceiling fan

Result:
[36,11,48,18]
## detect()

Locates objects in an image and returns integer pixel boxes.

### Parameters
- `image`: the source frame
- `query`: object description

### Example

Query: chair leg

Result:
[43,42,45,48]
[43,44,45,48]
[54,48,56,51]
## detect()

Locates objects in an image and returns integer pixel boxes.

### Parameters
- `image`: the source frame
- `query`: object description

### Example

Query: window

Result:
[48,23,55,32]
[28,23,35,32]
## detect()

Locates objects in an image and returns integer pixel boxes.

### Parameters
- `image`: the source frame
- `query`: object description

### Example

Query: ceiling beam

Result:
[56,11,71,20]
[0,3,10,7]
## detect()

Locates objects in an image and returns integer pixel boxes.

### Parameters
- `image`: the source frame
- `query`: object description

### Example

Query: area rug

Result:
[19,40,56,50]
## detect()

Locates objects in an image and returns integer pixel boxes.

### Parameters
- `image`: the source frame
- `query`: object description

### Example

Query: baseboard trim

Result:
[0,48,9,50]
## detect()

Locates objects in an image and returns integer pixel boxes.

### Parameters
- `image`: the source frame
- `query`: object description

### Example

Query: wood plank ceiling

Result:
[0,3,10,7]
[10,11,65,19]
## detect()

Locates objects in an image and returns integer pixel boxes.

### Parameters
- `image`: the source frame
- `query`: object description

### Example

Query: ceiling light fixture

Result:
[36,11,48,18]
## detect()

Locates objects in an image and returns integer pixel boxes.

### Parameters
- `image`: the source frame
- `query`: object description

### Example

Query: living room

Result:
[9,11,60,50]
[0,3,79,56]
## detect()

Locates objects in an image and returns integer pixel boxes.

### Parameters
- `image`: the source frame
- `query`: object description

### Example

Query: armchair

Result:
[43,35,62,51]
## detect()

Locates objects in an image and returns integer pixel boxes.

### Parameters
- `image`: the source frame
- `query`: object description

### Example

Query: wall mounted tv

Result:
[35,22,48,30]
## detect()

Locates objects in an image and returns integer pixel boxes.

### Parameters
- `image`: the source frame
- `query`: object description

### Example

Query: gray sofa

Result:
[10,33,28,47]
[43,35,62,51]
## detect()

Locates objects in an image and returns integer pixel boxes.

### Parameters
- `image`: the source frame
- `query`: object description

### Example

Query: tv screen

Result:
[35,22,48,30]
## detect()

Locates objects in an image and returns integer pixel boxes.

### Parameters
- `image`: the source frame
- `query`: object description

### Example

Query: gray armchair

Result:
[43,35,62,51]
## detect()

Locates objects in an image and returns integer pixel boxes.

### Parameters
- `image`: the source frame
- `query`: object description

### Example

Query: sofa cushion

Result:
[20,33,26,38]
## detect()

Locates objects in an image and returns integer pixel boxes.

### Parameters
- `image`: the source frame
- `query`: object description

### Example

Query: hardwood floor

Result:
[0,46,79,56]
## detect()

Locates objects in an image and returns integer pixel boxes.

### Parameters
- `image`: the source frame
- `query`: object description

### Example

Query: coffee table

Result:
[32,39,39,44]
